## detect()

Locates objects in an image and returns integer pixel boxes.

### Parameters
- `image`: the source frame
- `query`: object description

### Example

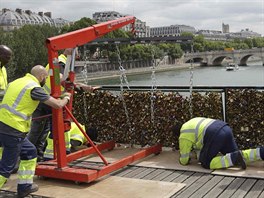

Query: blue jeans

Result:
[0,133,37,191]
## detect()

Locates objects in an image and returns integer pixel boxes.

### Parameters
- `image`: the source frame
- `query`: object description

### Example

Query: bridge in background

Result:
[184,48,264,66]
[84,36,264,66]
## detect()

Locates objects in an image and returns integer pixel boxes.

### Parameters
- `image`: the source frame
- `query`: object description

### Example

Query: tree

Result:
[60,17,96,33]
[0,24,59,81]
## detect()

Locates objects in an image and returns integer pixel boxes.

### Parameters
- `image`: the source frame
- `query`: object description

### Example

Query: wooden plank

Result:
[113,166,138,177]
[134,151,211,173]
[162,170,185,182]
[203,176,235,198]
[258,187,264,198]
[173,172,204,197]
[171,171,195,183]
[189,175,224,198]
[217,178,245,198]
[143,169,166,180]
[124,167,148,178]
[132,168,156,179]
[212,161,264,179]
[230,178,256,198]
[172,174,213,198]
[152,170,176,181]
[245,179,264,198]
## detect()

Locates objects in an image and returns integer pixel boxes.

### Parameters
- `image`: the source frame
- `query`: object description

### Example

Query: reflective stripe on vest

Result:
[0,74,40,132]
[71,134,84,142]
[180,118,215,150]
[70,122,86,144]
[0,82,37,121]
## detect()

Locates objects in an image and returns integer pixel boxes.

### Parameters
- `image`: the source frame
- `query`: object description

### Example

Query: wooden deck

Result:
[112,165,264,198]
[1,165,264,197]
[2,146,264,198]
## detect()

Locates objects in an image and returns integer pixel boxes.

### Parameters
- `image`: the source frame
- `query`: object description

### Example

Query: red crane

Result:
[35,16,162,183]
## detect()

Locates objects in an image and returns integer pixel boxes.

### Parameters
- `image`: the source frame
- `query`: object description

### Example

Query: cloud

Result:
[1,0,263,35]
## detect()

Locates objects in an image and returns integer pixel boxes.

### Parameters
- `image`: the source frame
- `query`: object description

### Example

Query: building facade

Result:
[231,28,262,38]
[222,23,229,33]
[0,8,70,31]
[197,30,227,41]
[92,11,149,37]
[149,25,196,37]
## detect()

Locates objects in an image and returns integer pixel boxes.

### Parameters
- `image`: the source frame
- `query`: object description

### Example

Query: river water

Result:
[89,61,264,86]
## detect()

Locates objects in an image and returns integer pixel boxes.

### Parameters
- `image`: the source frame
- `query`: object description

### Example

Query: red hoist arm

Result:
[46,16,135,168]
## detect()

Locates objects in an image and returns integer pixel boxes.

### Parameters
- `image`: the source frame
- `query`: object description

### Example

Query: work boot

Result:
[232,150,247,170]
[17,183,39,198]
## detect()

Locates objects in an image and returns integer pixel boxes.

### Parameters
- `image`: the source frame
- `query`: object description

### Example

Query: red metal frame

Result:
[35,16,162,183]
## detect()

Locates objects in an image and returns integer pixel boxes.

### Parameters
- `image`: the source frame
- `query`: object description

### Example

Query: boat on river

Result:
[226,63,239,71]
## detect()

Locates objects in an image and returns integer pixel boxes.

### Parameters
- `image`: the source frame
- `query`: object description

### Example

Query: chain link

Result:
[81,53,89,122]
[150,46,157,126]
[116,45,134,146]
[189,43,194,118]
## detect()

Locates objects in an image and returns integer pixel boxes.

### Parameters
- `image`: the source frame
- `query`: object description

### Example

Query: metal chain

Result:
[189,43,194,118]
[81,53,89,122]
[150,46,157,126]
[82,54,89,85]
[116,45,130,89]
[116,44,134,146]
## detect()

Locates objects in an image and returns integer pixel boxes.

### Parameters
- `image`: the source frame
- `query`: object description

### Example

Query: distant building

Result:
[197,26,261,41]
[150,25,196,37]
[197,30,227,41]
[0,8,70,31]
[222,23,229,33]
[92,11,149,37]
[231,28,261,38]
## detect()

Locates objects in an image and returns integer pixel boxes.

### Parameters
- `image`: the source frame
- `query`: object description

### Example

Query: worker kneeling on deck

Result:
[173,117,264,170]
[43,122,98,160]
[0,65,71,198]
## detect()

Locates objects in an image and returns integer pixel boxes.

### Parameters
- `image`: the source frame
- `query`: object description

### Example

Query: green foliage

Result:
[60,17,96,33]
[0,24,59,81]
[252,37,264,48]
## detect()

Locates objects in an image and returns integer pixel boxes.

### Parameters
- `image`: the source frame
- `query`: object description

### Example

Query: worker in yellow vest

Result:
[44,122,98,160]
[173,117,264,170]
[70,123,98,152]
[0,65,71,198]
[0,45,12,160]
[27,50,70,162]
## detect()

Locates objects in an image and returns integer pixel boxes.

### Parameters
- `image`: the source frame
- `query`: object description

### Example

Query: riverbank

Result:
[76,63,199,82]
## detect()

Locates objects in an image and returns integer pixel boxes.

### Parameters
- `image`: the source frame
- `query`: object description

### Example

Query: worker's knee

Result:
[71,140,82,147]
[20,143,37,160]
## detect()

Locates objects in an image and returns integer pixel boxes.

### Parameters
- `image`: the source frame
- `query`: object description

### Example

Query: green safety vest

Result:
[44,122,86,159]
[0,73,40,132]
[0,65,7,90]
[179,117,215,165]
[43,54,67,94]
[0,65,8,104]
[70,122,86,144]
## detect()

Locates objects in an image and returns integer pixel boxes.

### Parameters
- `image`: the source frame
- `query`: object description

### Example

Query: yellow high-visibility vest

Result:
[0,73,40,132]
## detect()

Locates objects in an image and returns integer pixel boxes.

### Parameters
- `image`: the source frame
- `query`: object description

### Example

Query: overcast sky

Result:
[1,0,263,35]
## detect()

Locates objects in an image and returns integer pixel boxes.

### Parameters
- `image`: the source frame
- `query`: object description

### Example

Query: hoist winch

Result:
[35,16,162,183]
